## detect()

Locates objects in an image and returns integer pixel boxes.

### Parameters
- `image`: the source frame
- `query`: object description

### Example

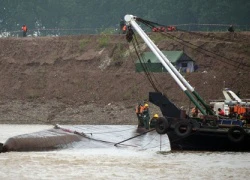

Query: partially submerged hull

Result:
[1,125,170,153]
[1,128,82,152]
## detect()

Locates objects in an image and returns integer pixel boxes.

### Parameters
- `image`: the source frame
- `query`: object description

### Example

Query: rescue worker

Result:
[122,25,127,34]
[22,24,28,37]
[191,107,199,118]
[142,103,150,129]
[135,103,144,128]
[218,108,225,116]
[120,18,126,34]
[152,27,160,32]
[167,26,176,32]
[152,27,157,32]
[150,114,159,128]
[160,27,166,32]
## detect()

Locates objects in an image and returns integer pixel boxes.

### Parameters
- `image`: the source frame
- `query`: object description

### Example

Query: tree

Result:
[0,0,249,34]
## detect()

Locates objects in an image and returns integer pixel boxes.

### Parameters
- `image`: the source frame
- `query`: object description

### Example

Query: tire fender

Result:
[228,126,246,143]
[174,120,192,137]
[155,117,169,134]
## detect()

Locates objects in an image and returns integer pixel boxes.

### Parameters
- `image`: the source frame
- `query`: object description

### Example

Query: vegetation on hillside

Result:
[1,0,250,33]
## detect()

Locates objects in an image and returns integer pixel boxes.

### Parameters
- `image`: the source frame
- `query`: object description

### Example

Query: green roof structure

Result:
[135,51,195,73]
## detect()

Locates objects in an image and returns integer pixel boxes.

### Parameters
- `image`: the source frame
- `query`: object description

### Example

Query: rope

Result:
[127,27,164,93]
[133,33,164,92]
[131,33,160,92]
[141,133,158,149]
[136,17,250,72]
[161,32,250,71]
[73,126,136,135]
[114,128,155,146]
[56,124,138,147]
[2,23,250,34]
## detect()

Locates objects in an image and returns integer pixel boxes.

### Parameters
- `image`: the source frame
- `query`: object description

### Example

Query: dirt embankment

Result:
[0,32,250,125]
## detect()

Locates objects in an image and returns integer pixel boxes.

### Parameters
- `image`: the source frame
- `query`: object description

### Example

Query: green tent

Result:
[135,51,195,73]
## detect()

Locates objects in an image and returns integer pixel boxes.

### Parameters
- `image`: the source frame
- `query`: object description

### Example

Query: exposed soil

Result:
[0,32,250,125]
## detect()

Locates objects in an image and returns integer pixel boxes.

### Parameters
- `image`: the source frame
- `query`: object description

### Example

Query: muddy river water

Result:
[0,124,249,180]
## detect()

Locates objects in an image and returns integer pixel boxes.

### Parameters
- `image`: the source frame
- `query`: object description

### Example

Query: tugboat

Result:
[149,91,250,151]
[124,14,250,151]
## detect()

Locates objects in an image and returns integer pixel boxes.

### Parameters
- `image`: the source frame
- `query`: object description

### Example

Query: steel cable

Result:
[136,17,250,72]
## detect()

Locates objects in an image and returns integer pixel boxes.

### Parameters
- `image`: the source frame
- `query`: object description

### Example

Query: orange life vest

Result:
[122,25,127,31]
[160,27,166,32]
[234,105,246,115]
[191,107,198,114]
[135,105,144,114]
[239,107,246,114]
[234,105,240,113]
[22,26,27,32]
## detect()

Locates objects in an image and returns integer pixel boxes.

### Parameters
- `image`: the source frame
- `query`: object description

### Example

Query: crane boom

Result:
[125,14,214,115]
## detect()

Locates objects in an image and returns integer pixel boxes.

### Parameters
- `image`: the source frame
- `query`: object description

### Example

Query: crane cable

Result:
[133,33,165,93]
[138,17,250,71]
[136,17,250,72]
[126,25,162,93]
[161,32,250,71]
[132,37,160,92]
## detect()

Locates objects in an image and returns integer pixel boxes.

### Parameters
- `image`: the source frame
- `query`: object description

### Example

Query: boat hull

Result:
[167,129,250,151]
